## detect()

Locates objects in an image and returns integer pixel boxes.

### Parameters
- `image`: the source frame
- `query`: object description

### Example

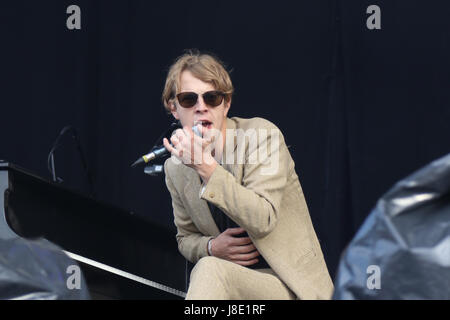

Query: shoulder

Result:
[229,117,286,145]
[230,116,281,131]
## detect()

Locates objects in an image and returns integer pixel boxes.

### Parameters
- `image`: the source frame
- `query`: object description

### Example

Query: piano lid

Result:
[0,161,187,298]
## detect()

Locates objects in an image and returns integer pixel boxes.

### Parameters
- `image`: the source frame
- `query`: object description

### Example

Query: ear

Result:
[223,98,231,117]
[169,101,179,120]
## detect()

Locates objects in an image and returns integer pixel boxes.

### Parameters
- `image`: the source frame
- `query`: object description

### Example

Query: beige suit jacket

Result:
[164,116,334,300]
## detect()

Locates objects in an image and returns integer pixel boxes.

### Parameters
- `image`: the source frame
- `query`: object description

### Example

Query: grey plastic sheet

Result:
[333,153,450,299]
[0,237,90,300]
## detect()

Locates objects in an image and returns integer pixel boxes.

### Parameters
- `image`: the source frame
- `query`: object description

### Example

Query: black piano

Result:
[0,161,187,299]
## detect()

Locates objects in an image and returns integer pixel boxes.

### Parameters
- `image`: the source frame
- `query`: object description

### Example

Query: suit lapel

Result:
[182,167,220,236]
[221,117,238,175]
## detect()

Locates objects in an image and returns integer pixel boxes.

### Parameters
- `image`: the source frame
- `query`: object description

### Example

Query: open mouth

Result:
[196,120,213,129]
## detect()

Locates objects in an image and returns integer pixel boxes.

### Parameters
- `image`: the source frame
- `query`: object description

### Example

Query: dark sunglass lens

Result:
[203,91,224,107]
[178,93,198,107]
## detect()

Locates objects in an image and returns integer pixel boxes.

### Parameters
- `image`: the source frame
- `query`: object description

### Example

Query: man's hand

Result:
[210,227,261,267]
[163,124,217,183]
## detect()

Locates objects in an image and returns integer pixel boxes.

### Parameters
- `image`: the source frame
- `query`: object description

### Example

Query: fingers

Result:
[232,237,254,246]
[225,227,246,236]
[163,137,175,154]
[172,127,201,156]
[224,229,254,247]
[162,137,171,151]
[164,137,181,158]
[182,126,194,139]
[231,249,260,260]
[214,228,262,267]
[177,125,214,143]
[169,126,215,161]
[200,125,218,145]
[235,258,260,267]
[170,134,181,147]
[167,129,187,158]
[226,243,260,266]
[172,129,186,143]
[232,243,258,254]
[196,124,213,142]
[191,124,216,147]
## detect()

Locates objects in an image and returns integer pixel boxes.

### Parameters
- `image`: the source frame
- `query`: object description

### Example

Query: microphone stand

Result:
[47,126,95,196]
[50,152,57,182]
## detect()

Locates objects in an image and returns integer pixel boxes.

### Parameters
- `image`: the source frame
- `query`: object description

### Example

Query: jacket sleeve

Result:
[164,160,214,263]
[200,124,291,239]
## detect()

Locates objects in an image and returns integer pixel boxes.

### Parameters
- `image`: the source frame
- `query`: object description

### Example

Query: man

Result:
[162,51,333,299]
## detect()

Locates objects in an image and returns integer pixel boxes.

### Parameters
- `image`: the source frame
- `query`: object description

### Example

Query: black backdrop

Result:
[1,0,449,279]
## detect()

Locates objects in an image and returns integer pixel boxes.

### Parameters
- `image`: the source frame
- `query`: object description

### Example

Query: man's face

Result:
[170,70,230,135]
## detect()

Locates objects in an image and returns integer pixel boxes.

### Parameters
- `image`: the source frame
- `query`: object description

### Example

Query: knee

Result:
[190,256,235,286]
[187,257,230,299]
[192,256,223,276]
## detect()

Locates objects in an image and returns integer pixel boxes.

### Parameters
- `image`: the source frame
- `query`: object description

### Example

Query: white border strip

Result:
[63,250,186,299]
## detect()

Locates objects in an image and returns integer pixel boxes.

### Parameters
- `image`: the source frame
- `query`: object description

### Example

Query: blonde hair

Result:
[162,50,234,113]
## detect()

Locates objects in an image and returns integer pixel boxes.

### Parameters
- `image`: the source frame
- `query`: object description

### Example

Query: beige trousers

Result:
[186,256,296,300]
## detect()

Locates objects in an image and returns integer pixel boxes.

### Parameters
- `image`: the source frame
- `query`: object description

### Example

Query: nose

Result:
[194,95,208,113]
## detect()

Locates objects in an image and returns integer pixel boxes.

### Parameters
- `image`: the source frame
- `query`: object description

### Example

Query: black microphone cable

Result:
[47,126,94,197]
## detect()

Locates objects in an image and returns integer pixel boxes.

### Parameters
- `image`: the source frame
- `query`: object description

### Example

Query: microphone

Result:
[131,124,202,168]
[131,145,168,167]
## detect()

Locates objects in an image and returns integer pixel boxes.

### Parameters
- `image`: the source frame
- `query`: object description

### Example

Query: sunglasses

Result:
[176,90,226,108]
